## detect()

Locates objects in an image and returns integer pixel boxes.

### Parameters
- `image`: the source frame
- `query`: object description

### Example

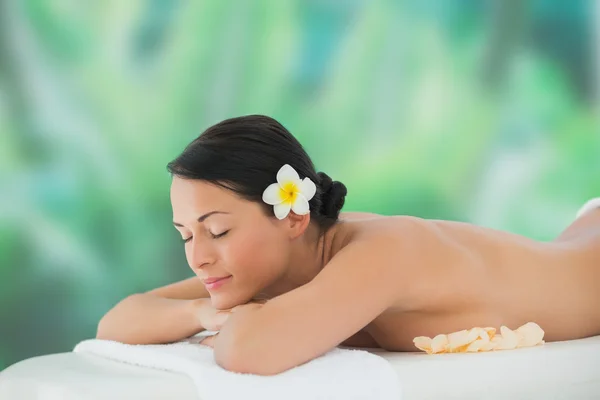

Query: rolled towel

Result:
[73,334,401,400]
[575,197,600,219]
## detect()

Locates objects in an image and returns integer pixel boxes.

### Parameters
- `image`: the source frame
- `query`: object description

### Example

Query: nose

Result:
[187,238,216,270]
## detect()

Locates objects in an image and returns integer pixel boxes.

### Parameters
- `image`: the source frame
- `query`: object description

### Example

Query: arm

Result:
[96,294,206,344]
[213,233,407,375]
[96,276,210,344]
[340,329,380,348]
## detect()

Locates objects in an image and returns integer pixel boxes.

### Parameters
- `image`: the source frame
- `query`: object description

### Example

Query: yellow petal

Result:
[431,334,449,353]
[479,340,495,351]
[466,339,487,352]
[447,329,471,350]
[483,327,496,340]
[475,328,490,344]
[497,326,519,350]
[516,322,545,347]
[467,327,485,342]
[449,343,470,353]
[490,335,504,350]
[413,336,432,353]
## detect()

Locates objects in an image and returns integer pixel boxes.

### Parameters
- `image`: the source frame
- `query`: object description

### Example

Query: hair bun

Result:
[317,171,347,219]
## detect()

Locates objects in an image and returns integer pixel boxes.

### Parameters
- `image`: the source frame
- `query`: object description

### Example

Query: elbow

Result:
[95,311,131,343]
[95,313,110,339]
[94,294,140,343]
[95,325,105,340]
[95,318,140,344]
[213,335,287,376]
[217,352,283,376]
[212,305,288,375]
[95,316,118,341]
[213,335,249,374]
[95,321,114,341]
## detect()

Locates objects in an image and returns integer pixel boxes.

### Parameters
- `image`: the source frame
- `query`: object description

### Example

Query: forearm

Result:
[212,303,273,374]
[96,293,205,344]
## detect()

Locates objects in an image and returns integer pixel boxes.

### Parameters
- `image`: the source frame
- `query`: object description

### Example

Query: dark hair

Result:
[166,115,347,234]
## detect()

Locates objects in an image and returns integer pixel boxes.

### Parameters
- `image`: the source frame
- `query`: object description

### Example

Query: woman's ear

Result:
[285,211,311,239]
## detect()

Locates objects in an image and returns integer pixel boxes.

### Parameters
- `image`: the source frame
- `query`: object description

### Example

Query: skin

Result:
[171,176,600,372]
[170,176,328,311]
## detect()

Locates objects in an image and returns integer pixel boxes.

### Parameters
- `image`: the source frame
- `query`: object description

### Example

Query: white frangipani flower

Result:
[262,164,317,220]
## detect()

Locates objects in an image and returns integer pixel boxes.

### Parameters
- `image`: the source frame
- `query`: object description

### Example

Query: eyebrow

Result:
[173,211,230,227]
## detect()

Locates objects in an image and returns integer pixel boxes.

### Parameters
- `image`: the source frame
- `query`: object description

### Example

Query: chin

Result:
[210,292,251,310]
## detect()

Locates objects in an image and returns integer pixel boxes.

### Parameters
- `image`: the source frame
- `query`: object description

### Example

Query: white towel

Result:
[575,197,600,219]
[73,333,401,400]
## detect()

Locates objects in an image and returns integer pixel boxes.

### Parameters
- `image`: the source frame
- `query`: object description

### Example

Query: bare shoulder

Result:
[339,211,383,220]
[340,213,434,245]
[335,214,473,300]
[325,215,434,301]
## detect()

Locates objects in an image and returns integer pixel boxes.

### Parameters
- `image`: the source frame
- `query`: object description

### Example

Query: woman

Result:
[96,114,600,375]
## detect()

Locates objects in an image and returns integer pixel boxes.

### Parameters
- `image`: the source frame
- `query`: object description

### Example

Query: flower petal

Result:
[280,180,301,202]
[483,327,496,340]
[498,326,519,350]
[273,202,292,220]
[466,327,482,343]
[489,335,503,350]
[479,340,495,351]
[466,339,487,352]
[299,177,317,201]
[447,329,470,350]
[291,193,310,215]
[413,336,432,353]
[431,334,449,353]
[515,322,545,347]
[262,183,284,205]
[277,164,300,186]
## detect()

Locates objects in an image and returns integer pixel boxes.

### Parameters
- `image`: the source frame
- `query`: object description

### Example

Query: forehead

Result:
[171,177,236,207]
[170,177,255,222]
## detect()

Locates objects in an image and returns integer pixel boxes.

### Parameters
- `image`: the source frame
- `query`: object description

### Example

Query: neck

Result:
[255,222,339,300]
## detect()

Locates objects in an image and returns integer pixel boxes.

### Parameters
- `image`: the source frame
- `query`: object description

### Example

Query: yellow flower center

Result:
[280,181,298,204]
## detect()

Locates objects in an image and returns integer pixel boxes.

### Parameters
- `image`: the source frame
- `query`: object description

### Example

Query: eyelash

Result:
[182,230,229,243]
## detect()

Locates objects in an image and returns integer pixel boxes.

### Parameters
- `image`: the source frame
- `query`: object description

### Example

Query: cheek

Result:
[225,230,287,277]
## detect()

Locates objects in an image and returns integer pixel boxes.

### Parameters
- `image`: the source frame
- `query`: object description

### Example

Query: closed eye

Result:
[182,230,229,243]
[210,230,229,239]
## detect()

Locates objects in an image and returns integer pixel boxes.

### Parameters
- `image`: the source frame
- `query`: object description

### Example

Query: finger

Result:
[213,312,230,329]
[199,334,217,347]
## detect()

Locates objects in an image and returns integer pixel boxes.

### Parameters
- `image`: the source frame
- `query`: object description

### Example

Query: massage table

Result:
[1,335,599,399]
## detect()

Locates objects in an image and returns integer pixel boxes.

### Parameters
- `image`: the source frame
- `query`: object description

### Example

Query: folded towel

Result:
[575,197,600,219]
[73,334,401,400]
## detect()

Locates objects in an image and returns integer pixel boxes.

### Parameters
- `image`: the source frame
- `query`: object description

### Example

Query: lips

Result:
[203,276,231,285]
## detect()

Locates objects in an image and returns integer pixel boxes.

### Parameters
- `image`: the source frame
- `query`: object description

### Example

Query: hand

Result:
[198,299,267,348]
[196,298,268,332]
[230,301,265,313]
[195,299,231,331]
[199,333,219,348]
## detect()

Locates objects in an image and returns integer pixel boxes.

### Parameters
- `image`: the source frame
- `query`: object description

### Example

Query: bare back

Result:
[337,211,600,351]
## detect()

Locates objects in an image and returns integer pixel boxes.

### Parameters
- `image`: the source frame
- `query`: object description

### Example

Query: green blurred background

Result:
[1,0,598,370]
